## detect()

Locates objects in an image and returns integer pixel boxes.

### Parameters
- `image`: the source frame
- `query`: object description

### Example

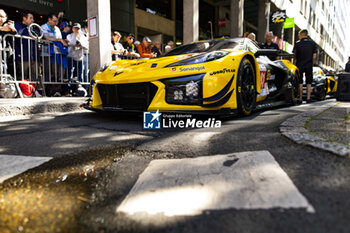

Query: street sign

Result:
[271,10,286,23]
[283,18,295,29]
[219,18,226,27]
[88,17,98,38]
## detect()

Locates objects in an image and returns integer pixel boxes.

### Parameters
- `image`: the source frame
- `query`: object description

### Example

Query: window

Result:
[304,1,308,16]
[300,0,304,13]
[322,1,325,10]
[312,12,315,28]
[309,9,312,24]
[136,0,172,19]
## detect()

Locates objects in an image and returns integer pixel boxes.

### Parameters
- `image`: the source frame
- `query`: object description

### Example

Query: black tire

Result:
[236,58,256,116]
[316,84,327,101]
[287,72,300,105]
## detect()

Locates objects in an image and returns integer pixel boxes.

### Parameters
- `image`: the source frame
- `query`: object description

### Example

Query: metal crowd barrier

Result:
[0,32,142,97]
[0,33,90,97]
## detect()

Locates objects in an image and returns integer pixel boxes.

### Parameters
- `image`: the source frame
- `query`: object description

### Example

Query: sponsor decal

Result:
[259,64,267,89]
[210,68,235,76]
[172,68,177,72]
[151,63,157,68]
[258,65,270,97]
[143,110,221,129]
[179,66,205,72]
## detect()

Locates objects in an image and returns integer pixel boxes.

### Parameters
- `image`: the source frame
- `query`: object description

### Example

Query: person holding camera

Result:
[0,9,16,34]
[0,9,17,80]
[67,23,88,93]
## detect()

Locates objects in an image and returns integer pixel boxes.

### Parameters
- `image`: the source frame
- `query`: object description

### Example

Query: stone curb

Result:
[0,98,88,117]
[279,103,350,157]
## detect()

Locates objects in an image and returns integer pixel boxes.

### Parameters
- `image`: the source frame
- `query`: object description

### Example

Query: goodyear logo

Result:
[210,68,235,76]
[179,66,205,72]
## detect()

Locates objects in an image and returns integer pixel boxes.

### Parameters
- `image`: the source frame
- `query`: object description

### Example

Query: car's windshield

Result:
[163,39,242,57]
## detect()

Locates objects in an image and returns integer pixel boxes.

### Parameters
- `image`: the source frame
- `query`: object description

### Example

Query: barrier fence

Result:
[0,33,91,97]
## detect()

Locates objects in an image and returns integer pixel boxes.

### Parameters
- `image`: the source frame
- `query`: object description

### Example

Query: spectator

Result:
[243,31,250,37]
[165,40,175,53]
[82,24,88,37]
[247,33,256,41]
[57,10,69,31]
[259,31,280,60]
[111,31,124,61]
[151,41,162,57]
[122,33,140,58]
[61,22,71,40]
[134,40,141,54]
[67,23,88,87]
[0,9,17,77]
[14,12,37,81]
[165,45,171,53]
[0,9,16,34]
[293,29,317,103]
[137,36,156,58]
[41,13,68,96]
[167,41,175,50]
[345,57,350,72]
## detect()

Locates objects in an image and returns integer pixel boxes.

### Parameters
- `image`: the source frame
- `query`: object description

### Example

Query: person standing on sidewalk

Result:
[293,29,317,103]
[67,23,88,85]
[345,57,350,72]
[15,12,36,81]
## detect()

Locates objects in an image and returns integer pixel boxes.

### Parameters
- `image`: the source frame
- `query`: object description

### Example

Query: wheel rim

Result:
[241,64,255,110]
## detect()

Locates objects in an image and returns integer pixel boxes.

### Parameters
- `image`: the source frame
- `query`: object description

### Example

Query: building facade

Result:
[0,0,348,68]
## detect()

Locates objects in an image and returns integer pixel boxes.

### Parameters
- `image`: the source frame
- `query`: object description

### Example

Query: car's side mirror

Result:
[254,49,279,57]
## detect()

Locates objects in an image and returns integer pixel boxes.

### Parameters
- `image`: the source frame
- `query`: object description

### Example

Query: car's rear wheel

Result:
[236,58,256,116]
[316,84,327,100]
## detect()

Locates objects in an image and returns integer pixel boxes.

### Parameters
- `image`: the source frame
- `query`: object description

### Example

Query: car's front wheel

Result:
[287,71,300,105]
[236,58,256,116]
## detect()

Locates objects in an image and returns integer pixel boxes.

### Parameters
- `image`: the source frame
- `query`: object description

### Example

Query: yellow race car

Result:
[85,38,299,116]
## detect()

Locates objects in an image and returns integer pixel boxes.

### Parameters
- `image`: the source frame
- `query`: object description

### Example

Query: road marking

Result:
[0,155,52,183]
[117,151,314,217]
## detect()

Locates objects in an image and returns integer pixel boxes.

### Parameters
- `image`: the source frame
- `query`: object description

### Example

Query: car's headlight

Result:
[162,74,204,105]
[167,51,229,67]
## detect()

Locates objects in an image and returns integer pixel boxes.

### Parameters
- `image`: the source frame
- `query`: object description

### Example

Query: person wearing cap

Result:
[111,31,124,61]
[61,22,71,40]
[137,36,156,58]
[67,23,88,90]
[122,33,140,58]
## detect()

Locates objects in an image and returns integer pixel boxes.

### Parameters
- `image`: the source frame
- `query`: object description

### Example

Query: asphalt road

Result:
[1,99,350,233]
